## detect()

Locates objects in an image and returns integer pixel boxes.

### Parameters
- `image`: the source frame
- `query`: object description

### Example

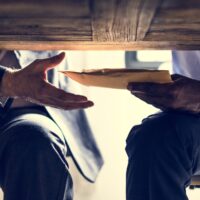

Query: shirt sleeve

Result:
[172,51,200,81]
[0,65,9,107]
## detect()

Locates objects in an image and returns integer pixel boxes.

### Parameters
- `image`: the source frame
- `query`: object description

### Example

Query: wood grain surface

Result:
[0,0,199,50]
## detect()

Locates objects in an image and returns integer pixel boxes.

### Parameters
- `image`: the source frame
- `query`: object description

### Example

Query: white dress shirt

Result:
[172,51,200,80]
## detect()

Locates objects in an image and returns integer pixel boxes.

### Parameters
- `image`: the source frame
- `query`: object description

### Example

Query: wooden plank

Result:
[91,0,142,42]
[0,0,199,49]
[145,32,200,41]
[0,41,199,50]
[0,35,92,41]
[154,8,200,23]
[90,0,115,41]
[0,0,92,41]
[162,0,200,8]
[111,0,142,41]
[0,1,90,17]
[0,18,91,39]
[136,0,161,41]
[146,7,200,42]
[150,23,200,32]
[0,18,90,29]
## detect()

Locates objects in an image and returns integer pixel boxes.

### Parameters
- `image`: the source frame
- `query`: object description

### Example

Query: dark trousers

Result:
[0,107,73,200]
[126,111,200,200]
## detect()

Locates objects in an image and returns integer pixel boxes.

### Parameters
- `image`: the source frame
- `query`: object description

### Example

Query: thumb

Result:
[35,52,65,71]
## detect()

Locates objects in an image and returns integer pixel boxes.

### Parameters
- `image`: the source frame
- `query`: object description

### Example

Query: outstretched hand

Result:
[2,52,94,110]
[128,74,200,114]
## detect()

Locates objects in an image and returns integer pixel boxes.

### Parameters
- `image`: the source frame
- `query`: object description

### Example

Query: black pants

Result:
[0,107,73,200]
[126,111,200,200]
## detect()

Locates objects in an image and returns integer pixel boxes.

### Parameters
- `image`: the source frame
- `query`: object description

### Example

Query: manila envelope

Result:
[60,68,172,89]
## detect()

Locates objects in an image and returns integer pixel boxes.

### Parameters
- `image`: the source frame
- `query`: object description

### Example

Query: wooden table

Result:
[0,0,199,50]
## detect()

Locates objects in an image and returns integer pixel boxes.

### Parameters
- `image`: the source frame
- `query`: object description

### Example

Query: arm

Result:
[128,74,200,114]
[0,52,93,110]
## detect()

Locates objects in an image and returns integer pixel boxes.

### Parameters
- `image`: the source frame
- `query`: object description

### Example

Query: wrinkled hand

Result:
[128,74,200,114]
[2,52,94,110]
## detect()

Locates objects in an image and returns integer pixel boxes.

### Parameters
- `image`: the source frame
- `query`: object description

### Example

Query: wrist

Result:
[1,68,19,97]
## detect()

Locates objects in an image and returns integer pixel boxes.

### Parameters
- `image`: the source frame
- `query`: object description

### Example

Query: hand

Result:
[1,52,94,110]
[127,74,200,114]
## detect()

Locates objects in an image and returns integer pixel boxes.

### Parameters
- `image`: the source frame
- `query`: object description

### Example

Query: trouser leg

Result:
[0,114,73,200]
[126,112,200,200]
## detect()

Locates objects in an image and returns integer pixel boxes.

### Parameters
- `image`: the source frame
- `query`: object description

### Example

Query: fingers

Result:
[44,82,89,102]
[42,97,94,110]
[35,52,65,72]
[133,91,161,104]
[127,82,172,95]
[36,81,94,110]
[127,82,176,110]
[133,92,171,109]
[28,96,94,110]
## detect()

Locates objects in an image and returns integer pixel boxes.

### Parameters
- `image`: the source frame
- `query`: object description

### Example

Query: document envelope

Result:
[60,68,172,89]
